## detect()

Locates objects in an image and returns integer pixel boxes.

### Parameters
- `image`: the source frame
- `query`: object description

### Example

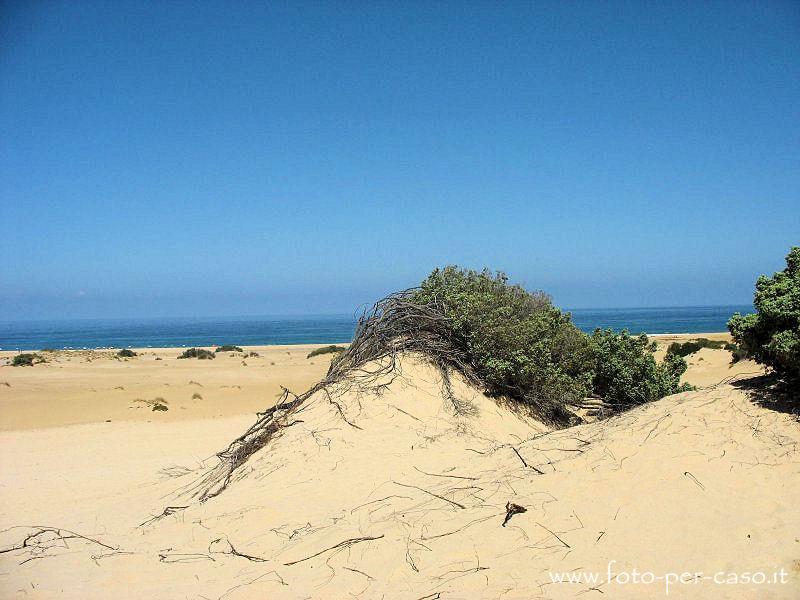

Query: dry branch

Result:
[0,525,117,565]
[139,506,188,527]
[393,481,466,509]
[283,534,384,566]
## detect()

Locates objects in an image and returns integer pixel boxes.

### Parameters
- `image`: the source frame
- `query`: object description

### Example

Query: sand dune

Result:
[1,339,797,598]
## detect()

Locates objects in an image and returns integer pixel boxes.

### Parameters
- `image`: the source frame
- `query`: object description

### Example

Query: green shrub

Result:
[307,345,346,359]
[177,348,216,360]
[117,349,137,358]
[405,267,695,419]
[215,345,243,353]
[728,246,800,382]
[12,353,44,367]
[592,329,692,407]
[666,337,744,362]
[409,268,593,419]
[666,338,728,357]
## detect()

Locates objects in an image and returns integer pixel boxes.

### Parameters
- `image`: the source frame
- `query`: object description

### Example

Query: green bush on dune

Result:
[667,338,726,357]
[666,338,742,362]
[409,268,593,419]
[407,267,690,417]
[12,353,44,367]
[215,345,243,353]
[728,246,800,383]
[307,345,346,359]
[592,329,692,408]
[117,349,137,358]
[177,348,216,360]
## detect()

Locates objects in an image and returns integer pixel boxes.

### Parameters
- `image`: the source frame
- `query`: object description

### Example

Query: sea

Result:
[0,305,752,351]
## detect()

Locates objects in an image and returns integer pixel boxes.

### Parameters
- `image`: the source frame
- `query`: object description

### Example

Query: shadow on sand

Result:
[733,374,799,417]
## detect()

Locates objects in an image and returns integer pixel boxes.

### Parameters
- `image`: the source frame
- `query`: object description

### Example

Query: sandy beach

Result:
[0,345,332,431]
[1,334,796,598]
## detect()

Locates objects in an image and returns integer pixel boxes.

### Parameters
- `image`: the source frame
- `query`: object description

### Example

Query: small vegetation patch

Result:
[191,392,203,400]
[215,345,243,353]
[247,351,259,358]
[134,397,169,411]
[307,345,346,359]
[117,349,137,358]
[12,353,44,367]
[666,338,740,358]
[177,348,216,360]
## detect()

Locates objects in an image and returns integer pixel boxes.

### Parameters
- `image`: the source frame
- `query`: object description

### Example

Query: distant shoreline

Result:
[0,306,747,351]
[648,331,730,337]
[0,332,734,355]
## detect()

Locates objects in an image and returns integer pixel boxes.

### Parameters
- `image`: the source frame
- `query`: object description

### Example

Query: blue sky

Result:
[1,1,798,319]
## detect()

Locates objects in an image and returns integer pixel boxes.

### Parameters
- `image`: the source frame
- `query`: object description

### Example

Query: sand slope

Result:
[1,353,797,599]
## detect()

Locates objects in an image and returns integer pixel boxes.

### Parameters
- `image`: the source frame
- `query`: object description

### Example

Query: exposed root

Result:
[139,506,188,527]
[0,525,117,565]
[283,534,384,566]
[208,537,268,562]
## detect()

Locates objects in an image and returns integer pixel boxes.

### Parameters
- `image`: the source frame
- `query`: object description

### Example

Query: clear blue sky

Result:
[1,1,798,319]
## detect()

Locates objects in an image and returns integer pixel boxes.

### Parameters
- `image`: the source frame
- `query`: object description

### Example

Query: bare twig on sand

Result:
[283,534,384,566]
[0,526,118,565]
[508,445,545,474]
[413,466,477,481]
[683,471,706,490]
[393,481,466,509]
[536,522,571,548]
[208,537,268,562]
[139,506,188,527]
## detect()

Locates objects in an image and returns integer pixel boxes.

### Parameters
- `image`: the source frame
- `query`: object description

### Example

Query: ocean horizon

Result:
[0,305,752,351]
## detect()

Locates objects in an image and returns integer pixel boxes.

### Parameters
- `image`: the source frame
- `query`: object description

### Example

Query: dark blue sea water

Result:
[0,305,752,351]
